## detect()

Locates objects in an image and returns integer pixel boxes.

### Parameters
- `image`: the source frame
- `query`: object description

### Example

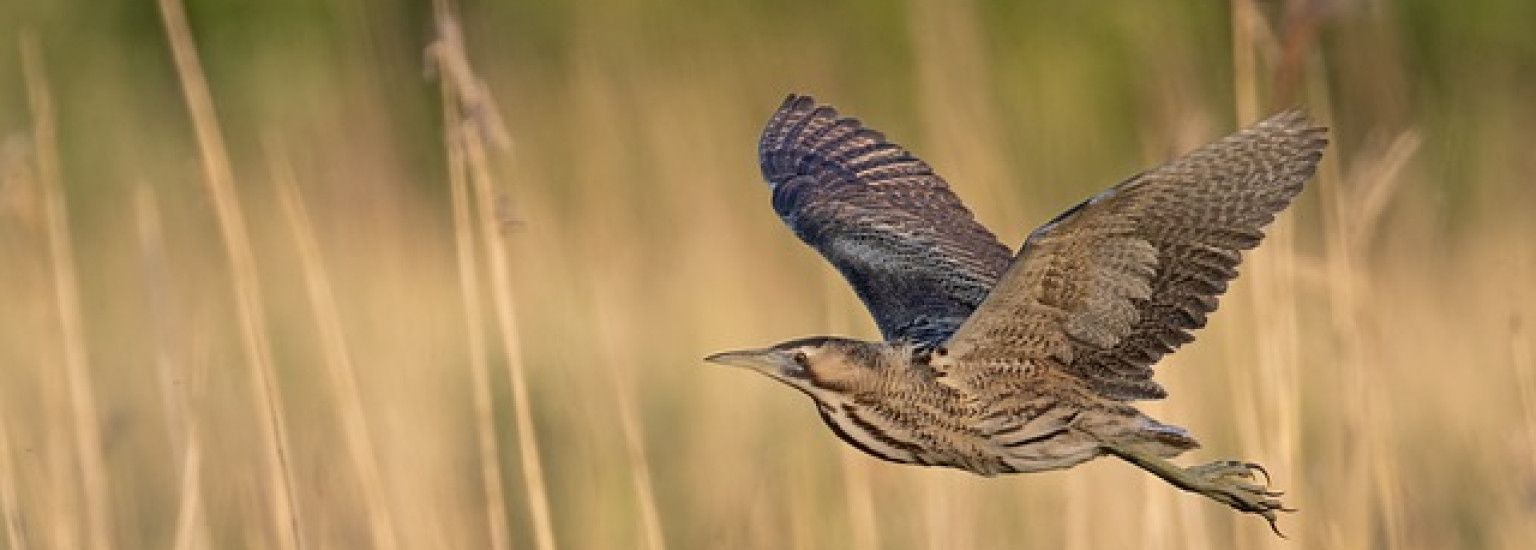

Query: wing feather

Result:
[759,95,1013,345]
[943,110,1328,400]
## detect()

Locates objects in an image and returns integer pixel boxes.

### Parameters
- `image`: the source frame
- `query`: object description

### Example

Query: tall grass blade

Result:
[440,80,515,550]
[154,1,304,547]
[430,8,558,549]
[19,32,115,550]
[135,185,211,550]
[270,143,401,550]
[0,423,27,549]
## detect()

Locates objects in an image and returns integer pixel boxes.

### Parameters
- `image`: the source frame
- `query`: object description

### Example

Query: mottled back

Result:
[943,110,1328,400]
[759,95,1013,345]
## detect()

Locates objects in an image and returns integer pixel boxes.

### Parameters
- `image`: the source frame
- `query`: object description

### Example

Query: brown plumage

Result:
[708,94,1327,535]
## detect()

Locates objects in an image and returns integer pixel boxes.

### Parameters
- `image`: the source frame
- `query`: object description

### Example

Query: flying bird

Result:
[707,95,1326,534]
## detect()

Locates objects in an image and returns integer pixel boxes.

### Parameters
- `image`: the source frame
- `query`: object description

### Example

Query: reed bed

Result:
[1,0,1533,548]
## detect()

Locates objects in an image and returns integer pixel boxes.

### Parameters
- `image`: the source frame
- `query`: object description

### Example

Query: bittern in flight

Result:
[707,95,1326,534]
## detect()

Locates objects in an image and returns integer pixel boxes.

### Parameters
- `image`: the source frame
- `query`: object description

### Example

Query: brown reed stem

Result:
[430,6,558,549]
[1230,0,1262,125]
[170,434,206,550]
[440,79,514,550]
[155,1,304,547]
[134,184,211,550]
[0,422,27,549]
[1308,61,1417,548]
[270,144,401,550]
[462,107,559,550]
[592,305,668,550]
[20,32,115,550]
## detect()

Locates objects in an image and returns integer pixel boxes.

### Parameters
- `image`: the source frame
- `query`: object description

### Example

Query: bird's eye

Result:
[792,351,809,366]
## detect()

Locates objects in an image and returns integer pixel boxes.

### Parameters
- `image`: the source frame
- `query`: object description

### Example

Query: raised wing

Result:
[942,110,1327,400]
[759,95,1012,345]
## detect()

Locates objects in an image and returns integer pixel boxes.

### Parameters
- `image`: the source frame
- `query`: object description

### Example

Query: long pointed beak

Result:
[703,348,776,369]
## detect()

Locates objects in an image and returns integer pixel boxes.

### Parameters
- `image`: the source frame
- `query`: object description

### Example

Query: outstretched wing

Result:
[759,95,1013,345]
[942,110,1327,400]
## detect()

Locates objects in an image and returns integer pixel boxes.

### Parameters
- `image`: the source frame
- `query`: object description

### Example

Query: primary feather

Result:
[758,94,1013,345]
[942,110,1327,400]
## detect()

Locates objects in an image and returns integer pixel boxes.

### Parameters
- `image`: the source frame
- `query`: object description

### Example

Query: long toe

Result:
[1188,460,1293,537]
[1189,460,1264,484]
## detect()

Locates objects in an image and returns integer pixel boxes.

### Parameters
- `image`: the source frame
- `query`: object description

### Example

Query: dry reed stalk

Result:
[1139,475,1173,550]
[154,1,303,547]
[1312,82,1409,549]
[269,144,401,550]
[1317,121,1371,549]
[135,185,211,550]
[135,185,189,452]
[1514,231,1536,490]
[1062,469,1089,550]
[1345,131,1421,252]
[1230,0,1262,125]
[591,300,667,550]
[439,81,513,550]
[429,8,558,549]
[1172,491,1212,550]
[1326,133,1421,550]
[0,423,26,549]
[1513,294,1536,477]
[1272,1,1322,107]
[462,106,558,550]
[20,33,115,550]
[920,474,951,550]
[836,452,878,550]
[44,431,80,549]
[171,434,206,550]
[1312,66,1419,547]
[1243,214,1301,550]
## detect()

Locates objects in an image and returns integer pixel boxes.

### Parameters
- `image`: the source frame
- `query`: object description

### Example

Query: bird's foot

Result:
[1184,460,1293,537]
[1102,443,1295,537]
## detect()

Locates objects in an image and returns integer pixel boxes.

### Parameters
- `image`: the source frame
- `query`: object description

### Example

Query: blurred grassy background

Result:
[1,0,1534,548]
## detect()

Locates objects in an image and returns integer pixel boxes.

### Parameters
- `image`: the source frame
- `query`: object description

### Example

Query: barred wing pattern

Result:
[943,111,1327,400]
[760,95,1013,345]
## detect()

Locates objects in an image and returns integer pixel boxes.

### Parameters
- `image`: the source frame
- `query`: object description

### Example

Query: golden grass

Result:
[155,0,302,547]
[133,184,211,550]
[270,144,400,550]
[169,434,205,550]
[431,7,556,549]
[435,26,514,550]
[0,416,25,549]
[1,0,1534,548]
[592,286,668,550]
[19,33,115,550]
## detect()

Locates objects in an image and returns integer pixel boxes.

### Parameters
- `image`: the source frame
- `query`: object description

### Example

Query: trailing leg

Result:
[1101,442,1293,537]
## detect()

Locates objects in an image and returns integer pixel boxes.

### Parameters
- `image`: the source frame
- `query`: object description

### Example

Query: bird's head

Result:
[704,336,881,394]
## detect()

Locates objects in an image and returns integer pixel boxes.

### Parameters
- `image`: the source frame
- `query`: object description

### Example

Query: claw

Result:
[1186,459,1291,537]
[1263,511,1287,538]
[1232,481,1283,497]
[1246,462,1272,486]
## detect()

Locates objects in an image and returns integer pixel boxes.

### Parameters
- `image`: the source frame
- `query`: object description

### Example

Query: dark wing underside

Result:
[759,95,1013,345]
[943,110,1328,400]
